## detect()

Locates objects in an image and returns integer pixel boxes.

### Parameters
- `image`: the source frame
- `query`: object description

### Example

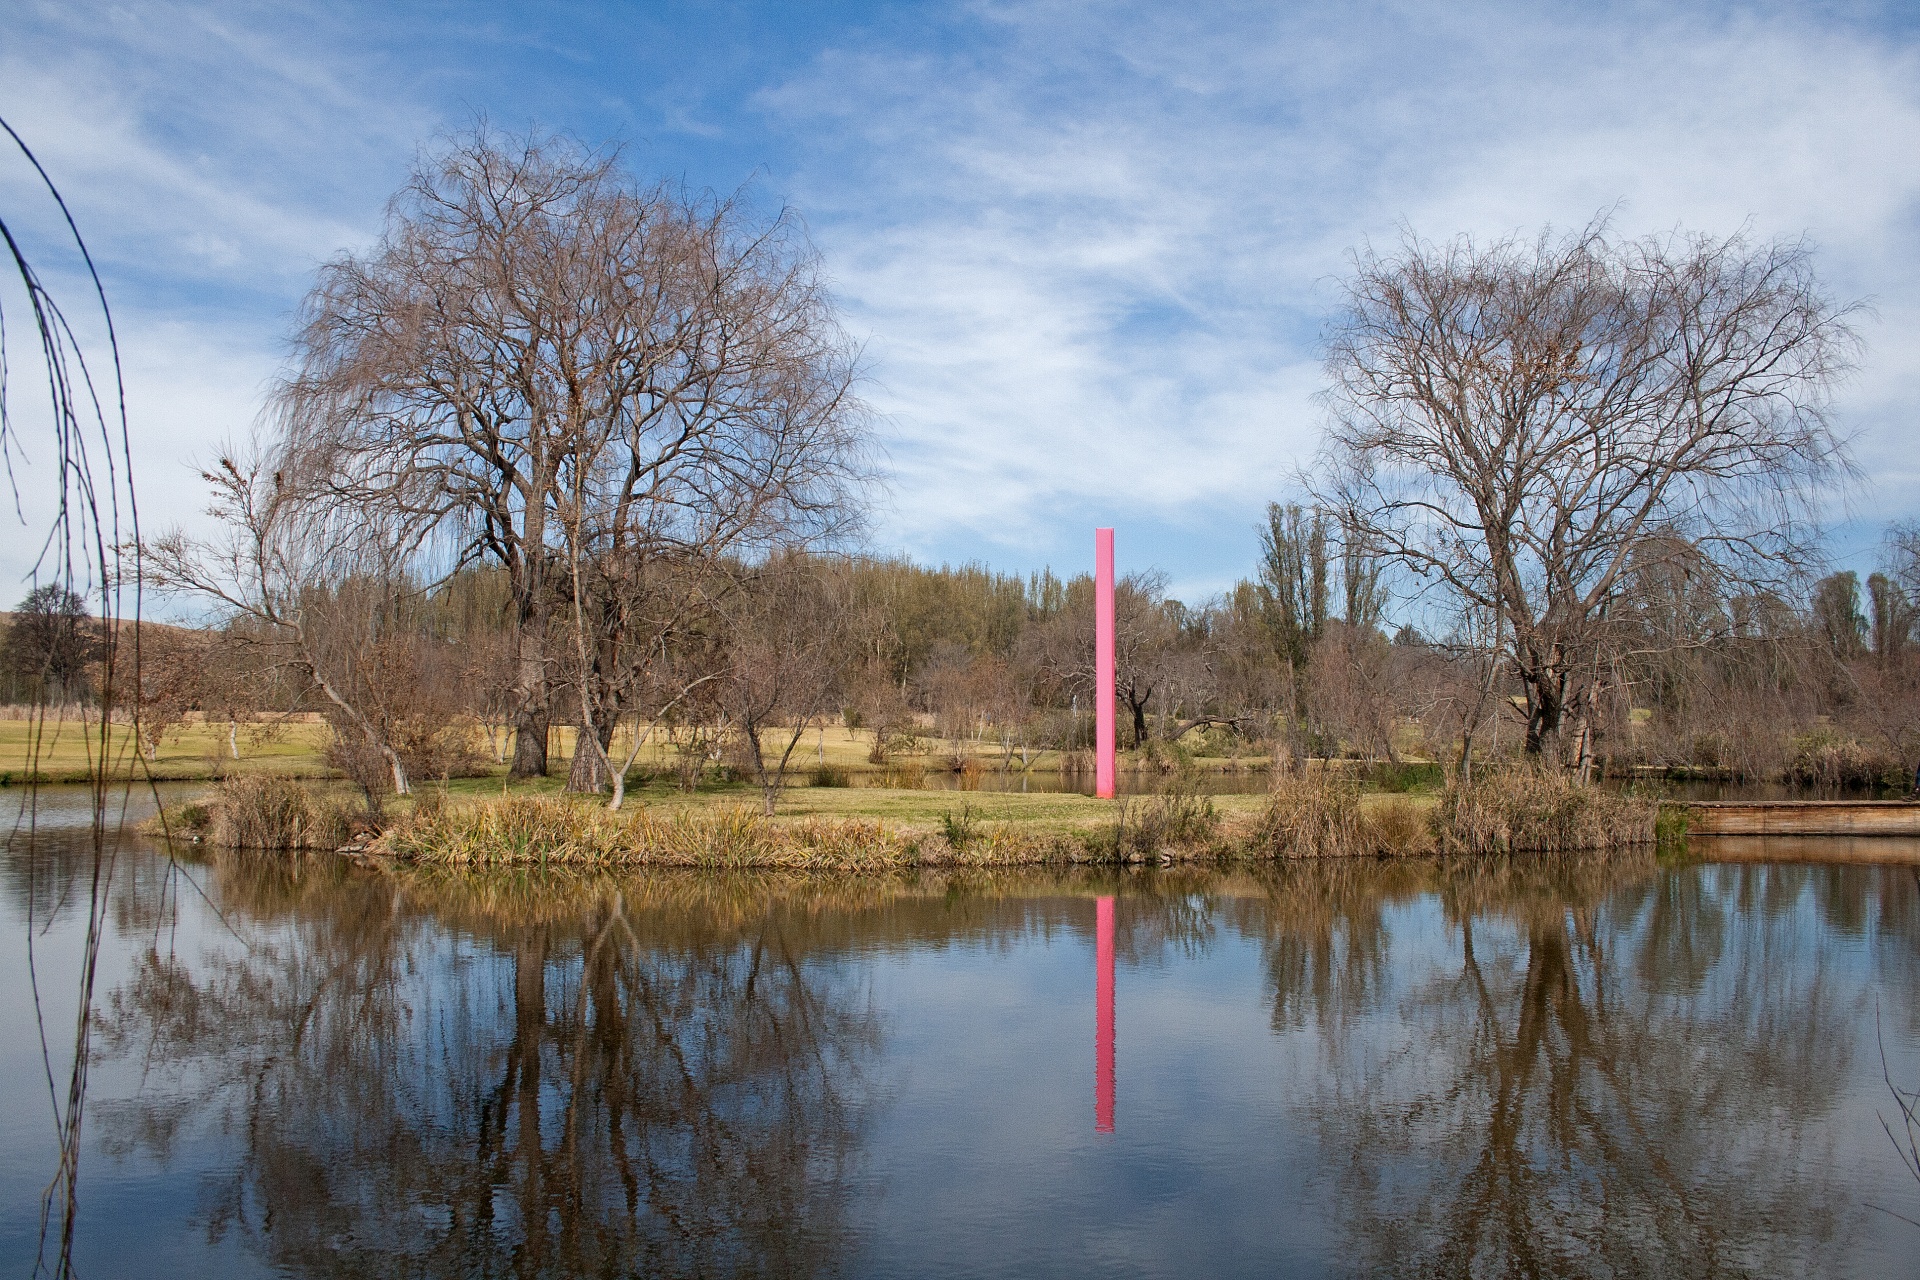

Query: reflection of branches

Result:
[1876,1007,1920,1228]
[1256,855,1861,1275]
[96,855,880,1277]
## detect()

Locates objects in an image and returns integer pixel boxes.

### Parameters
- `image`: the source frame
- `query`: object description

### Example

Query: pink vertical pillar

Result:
[1095,527,1116,800]
[1095,894,1115,1134]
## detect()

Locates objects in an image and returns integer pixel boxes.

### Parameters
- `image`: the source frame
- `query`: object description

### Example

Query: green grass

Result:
[426,774,1284,831]
[0,716,334,783]
[2,715,1280,786]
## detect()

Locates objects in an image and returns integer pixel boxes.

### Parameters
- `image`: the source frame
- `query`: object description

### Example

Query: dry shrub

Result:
[1113,770,1219,858]
[1785,732,1901,790]
[205,775,353,850]
[1250,771,1379,857]
[1366,796,1434,854]
[881,760,926,789]
[383,795,633,864]
[382,796,920,869]
[1249,776,1436,857]
[1435,765,1654,854]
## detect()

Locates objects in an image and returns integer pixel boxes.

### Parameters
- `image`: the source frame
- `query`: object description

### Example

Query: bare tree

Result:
[276,124,869,783]
[1020,570,1177,748]
[716,553,864,815]
[146,449,423,799]
[1316,218,1857,771]
[0,585,103,704]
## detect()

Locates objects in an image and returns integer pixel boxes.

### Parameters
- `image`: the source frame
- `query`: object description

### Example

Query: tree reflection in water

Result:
[57,842,1920,1278]
[94,855,882,1278]
[1237,856,1920,1278]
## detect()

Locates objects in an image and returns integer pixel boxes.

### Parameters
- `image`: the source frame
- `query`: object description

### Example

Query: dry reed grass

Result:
[1249,772,1388,857]
[162,766,1653,866]
[381,796,927,870]
[1434,765,1655,853]
[161,775,355,850]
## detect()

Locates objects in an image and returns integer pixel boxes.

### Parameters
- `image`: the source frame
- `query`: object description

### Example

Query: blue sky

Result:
[3,0,1917,605]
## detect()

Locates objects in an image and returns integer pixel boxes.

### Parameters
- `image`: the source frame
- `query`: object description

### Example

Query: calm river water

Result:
[5,786,1920,1277]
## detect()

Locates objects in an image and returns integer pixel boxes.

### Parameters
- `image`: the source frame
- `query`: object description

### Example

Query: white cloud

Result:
[765,0,1920,587]
[0,0,427,595]
[4,0,1916,606]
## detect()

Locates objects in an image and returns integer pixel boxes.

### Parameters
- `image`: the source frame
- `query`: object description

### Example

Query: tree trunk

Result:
[566,719,614,792]
[509,551,550,779]
[1522,675,1564,758]
[511,707,550,779]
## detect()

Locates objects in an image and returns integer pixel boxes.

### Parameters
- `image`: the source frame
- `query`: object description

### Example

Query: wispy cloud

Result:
[2,0,1914,603]
[764,0,1920,591]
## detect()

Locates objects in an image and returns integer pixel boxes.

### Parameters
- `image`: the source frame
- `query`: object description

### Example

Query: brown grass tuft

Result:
[179,775,356,849]
[380,796,924,870]
[1435,765,1654,854]
[1249,772,1381,857]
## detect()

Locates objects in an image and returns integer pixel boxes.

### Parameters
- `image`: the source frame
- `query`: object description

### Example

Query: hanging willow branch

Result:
[1,113,141,1280]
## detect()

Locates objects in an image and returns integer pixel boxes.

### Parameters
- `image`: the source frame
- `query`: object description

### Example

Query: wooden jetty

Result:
[1685,800,1920,838]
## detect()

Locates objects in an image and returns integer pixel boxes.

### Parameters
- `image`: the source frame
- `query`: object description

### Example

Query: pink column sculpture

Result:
[1095,528,1115,800]
[1096,894,1115,1134]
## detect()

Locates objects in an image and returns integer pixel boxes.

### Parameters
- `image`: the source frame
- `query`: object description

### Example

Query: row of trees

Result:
[125,125,1908,808]
[115,497,1920,809]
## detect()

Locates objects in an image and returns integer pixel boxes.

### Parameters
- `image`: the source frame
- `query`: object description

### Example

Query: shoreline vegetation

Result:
[147,764,1662,868]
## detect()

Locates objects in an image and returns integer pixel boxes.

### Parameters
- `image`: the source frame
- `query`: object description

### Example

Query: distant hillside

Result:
[0,611,203,638]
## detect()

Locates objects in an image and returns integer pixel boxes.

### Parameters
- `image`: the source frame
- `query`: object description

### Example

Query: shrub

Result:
[1249,771,1378,857]
[940,804,981,851]
[382,796,921,870]
[1435,765,1654,854]
[881,760,926,789]
[809,763,850,788]
[1785,731,1901,790]
[1366,796,1434,854]
[204,776,353,850]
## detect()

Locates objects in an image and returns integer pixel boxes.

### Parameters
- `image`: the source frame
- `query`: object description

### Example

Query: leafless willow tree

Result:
[274,124,870,785]
[1315,218,1858,773]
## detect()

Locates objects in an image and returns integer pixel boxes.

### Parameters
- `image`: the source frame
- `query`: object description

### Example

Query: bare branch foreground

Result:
[1,113,140,1280]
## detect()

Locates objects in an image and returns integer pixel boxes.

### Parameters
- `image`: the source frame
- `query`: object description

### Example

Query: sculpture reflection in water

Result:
[93,855,883,1279]
[1234,856,1920,1276]
[1095,894,1115,1134]
[60,844,1920,1277]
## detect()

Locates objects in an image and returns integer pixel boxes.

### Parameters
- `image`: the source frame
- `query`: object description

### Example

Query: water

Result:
[5,785,1920,1277]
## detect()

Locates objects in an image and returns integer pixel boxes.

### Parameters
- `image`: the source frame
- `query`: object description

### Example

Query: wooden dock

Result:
[1685,800,1920,837]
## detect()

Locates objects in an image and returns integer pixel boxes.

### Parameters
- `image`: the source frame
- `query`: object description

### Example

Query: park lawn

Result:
[0,717,334,782]
[420,775,1422,834]
[620,781,1276,829]
[6,711,1273,787]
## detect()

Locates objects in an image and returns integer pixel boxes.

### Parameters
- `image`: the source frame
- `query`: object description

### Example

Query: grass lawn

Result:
[3,717,1257,785]
[0,717,335,783]
[421,770,1428,833]
[15,716,1435,840]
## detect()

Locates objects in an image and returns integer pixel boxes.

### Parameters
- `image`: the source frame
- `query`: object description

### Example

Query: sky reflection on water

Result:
[4,799,1919,1277]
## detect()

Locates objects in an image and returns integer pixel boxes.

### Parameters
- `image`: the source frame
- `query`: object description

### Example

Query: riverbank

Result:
[150,768,1661,867]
